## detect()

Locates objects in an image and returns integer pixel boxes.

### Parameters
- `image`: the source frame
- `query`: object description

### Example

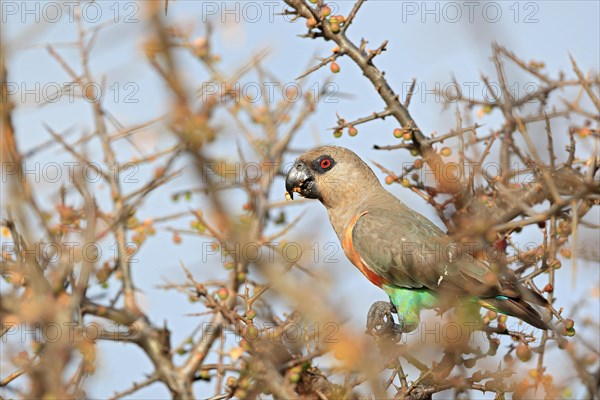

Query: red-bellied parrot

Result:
[285,145,549,334]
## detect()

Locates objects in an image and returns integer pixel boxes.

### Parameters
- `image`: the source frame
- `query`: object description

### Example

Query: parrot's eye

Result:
[314,155,335,173]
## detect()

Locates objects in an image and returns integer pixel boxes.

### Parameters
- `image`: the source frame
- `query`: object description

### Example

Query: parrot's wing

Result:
[352,207,502,297]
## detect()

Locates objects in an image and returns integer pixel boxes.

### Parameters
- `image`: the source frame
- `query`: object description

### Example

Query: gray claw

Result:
[366,301,403,342]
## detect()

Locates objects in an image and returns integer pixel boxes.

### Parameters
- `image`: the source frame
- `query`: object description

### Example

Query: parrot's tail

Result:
[479,296,550,330]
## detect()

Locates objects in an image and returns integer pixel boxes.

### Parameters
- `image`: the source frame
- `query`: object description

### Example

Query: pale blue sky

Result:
[1,1,599,398]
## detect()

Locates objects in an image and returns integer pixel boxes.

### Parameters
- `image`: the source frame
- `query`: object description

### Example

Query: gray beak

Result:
[285,161,318,199]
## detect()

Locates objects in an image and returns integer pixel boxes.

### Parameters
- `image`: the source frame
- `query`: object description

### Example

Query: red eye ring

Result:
[320,158,331,169]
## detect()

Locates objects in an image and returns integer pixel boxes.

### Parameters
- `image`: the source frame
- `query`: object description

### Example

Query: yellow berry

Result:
[216,287,229,300]
[306,17,317,29]
[563,319,575,330]
[516,343,532,362]
[224,261,236,270]
[486,310,498,320]
[173,233,182,244]
[548,259,561,269]
[560,247,572,258]
[226,376,237,387]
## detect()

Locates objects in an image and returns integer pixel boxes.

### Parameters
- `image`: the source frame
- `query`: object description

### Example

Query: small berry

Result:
[440,147,452,157]
[306,17,317,29]
[410,149,419,157]
[543,283,554,293]
[348,125,358,136]
[226,376,237,387]
[245,325,259,340]
[537,221,546,229]
[548,259,561,269]
[330,22,340,33]
[385,175,395,185]
[403,131,412,141]
[393,128,402,138]
[413,159,423,169]
[173,233,182,244]
[246,309,257,320]
[516,343,532,362]
[463,358,476,368]
[563,319,575,330]
[528,369,539,379]
[224,261,236,270]
[560,248,572,258]
[216,287,229,300]
[583,354,597,365]
[198,370,210,380]
[333,129,342,138]
[330,62,340,73]
[401,178,410,188]
[577,127,591,138]
[320,5,331,17]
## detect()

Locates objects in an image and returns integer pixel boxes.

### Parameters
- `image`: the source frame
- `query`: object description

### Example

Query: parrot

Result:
[285,145,550,334]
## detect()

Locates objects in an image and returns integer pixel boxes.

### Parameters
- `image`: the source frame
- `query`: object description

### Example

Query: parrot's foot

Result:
[366,301,403,342]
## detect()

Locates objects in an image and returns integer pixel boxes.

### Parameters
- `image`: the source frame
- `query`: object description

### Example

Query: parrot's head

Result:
[285,146,381,208]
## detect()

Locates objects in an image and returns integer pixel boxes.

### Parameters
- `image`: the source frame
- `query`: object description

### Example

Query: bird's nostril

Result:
[295,164,302,170]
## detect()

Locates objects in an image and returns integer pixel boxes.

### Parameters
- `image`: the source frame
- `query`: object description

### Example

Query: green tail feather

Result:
[383,286,550,331]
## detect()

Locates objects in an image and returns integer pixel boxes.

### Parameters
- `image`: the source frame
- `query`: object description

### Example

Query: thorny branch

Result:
[1,1,599,399]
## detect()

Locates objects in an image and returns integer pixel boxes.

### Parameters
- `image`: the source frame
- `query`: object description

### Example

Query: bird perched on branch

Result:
[285,145,549,336]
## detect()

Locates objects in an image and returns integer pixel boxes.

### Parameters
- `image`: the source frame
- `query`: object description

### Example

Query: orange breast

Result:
[341,211,387,287]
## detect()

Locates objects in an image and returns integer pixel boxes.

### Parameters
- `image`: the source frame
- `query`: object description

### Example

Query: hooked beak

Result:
[285,161,318,200]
